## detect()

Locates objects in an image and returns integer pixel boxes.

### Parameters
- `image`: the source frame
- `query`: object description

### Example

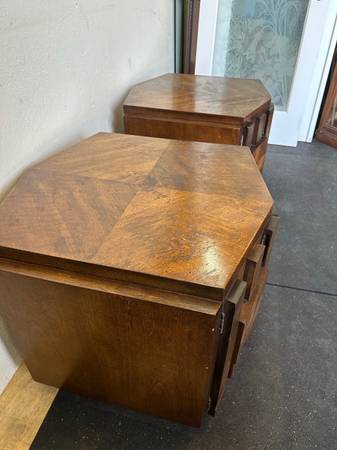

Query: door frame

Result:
[195,0,337,147]
[299,11,337,142]
[174,0,201,74]
[183,0,201,74]
[195,0,219,76]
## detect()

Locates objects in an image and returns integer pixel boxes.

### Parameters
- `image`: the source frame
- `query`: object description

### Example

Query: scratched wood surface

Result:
[0,133,273,296]
[0,265,221,426]
[124,73,271,121]
[123,74,273,172]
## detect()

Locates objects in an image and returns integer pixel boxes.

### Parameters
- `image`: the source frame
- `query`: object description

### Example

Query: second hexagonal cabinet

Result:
[0,133,278,427]
[124,73,274,171]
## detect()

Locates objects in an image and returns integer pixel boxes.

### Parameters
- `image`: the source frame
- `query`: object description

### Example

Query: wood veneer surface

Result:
[124,73,271,121]
[0,133,273,296]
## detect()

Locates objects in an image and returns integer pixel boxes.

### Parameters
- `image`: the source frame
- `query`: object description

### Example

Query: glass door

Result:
[212,0,309,111]
[196,0,337,146]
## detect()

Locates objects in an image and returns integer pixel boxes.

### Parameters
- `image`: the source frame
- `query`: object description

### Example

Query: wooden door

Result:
[316,45,337,149]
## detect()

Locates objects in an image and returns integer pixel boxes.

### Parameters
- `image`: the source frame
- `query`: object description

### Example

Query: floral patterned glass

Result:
[212,0,309,110]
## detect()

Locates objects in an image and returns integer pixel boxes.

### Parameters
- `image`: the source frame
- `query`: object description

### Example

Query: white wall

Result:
[0,0,174,393]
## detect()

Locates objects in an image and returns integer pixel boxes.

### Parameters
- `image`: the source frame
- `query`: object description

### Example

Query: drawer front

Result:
[252,138,268,172]
[228,244,266,378]
[242,103,274,171]
[237,266,268,349]
[209,280,247,414]
[210,214,279,404]
[243,120,256,147]
[240,214,279,338]
[262,215,279,267]
[244,243,265,302]
[236,214,279,352]
[256,112,268,144]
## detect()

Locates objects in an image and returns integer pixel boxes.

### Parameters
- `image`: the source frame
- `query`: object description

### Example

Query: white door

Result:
[196,0,337,147]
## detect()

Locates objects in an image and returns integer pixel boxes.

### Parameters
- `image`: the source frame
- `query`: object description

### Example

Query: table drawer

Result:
[252,138,268,172]
[256,112,268,144]
[209,280,247,413]
[239,266,268,347]
[243,121,256,147]
[227,214,279,377]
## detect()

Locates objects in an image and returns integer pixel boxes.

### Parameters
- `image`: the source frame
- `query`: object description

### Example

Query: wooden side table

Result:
[0,133,278,426]
[123,74,274,172]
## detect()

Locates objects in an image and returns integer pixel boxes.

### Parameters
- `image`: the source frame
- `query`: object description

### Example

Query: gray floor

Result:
[31,141,337,450]
[265,141,337,294]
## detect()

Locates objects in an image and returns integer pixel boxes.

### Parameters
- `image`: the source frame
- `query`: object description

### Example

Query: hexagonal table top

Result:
[0,133,273,296]
[124,73,271,122]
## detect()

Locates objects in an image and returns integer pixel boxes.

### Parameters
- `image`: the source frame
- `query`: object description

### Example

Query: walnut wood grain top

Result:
[124,74,271,122]
[0,133,273,296]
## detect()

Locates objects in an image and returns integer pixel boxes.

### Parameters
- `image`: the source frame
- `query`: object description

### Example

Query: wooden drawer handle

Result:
[209,280,247,413]
[262,215,280,266]
[244,244,265,302]
[265,104,275,139]
[227,279,247,306]
[255,112,268,147]
[242,121,256,147]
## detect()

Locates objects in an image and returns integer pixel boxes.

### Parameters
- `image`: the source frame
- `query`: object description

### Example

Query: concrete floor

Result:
[31,141,337,450]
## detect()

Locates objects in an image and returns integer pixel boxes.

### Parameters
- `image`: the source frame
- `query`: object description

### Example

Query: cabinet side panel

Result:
[124,115,241,145]
[0,271,219,426]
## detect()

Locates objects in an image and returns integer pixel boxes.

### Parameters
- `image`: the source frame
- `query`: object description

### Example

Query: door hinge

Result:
[219,312,225,334]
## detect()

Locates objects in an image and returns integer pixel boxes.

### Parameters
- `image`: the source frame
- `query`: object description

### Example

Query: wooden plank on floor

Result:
[0,364,58,450]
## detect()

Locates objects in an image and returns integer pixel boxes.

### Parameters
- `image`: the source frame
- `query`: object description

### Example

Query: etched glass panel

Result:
[212,0,310,109]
